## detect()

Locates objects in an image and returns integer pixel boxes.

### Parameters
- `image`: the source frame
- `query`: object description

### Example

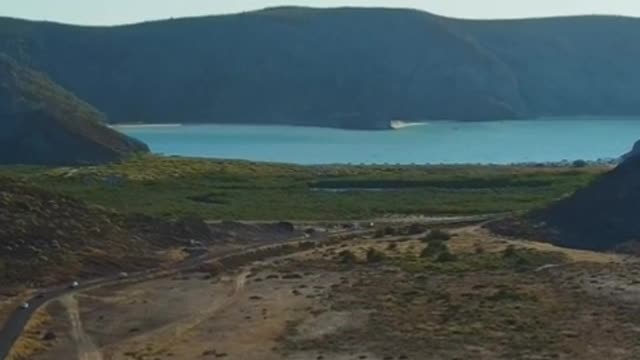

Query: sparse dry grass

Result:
[7,309,52,360]
[276,227,639,359]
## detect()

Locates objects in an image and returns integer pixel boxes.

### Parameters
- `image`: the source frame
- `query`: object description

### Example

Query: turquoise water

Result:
[116,119,640,165]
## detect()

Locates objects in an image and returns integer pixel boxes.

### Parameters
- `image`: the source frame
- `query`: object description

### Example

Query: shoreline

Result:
[110,123,182,129]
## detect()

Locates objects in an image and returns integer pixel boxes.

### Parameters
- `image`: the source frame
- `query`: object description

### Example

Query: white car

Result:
[118,272,129,279]
[20,302,29,310]
[70,281,79,289]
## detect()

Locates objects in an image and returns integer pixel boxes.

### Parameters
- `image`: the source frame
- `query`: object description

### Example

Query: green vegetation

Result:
[366,248,386,263]
[402,247,568,274]
[423,229,452,242]
[0,155,606,220]
[338,250,357,264]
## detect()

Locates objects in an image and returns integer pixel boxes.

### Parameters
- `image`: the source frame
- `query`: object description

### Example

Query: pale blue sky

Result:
[1,0,638,25]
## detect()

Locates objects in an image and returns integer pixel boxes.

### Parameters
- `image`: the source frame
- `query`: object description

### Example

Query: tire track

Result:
[60,295,103,360]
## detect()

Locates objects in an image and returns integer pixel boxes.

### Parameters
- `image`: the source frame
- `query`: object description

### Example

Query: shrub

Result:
[424,229,451,242]
[277,221,295,232]
[420,241,448,258]
[338,250,357,264]
[298,241,316,250]
[434,249,457,262]
[572,159,588,168]
[198,260,224,276]
[374,229,386,238]
[502,245,518,259]
[406,223,427,235]
[384,227,397,236]
[387,242,398,251]
[474,242,485,254]
[366,248,386,263]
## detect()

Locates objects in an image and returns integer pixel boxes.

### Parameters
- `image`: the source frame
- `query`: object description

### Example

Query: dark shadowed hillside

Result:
[534,156,640,251]
[1,7,639,129]
[0,54,148,165]
[489,144,640,252]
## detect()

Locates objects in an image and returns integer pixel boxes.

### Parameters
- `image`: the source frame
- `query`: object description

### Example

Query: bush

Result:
[406,223,427,235]
[420,241,448,258]
[424,229,451,242]
[387,242,398,251]
[198,260,224,276]
[384,227,397,236]
[366,248,386,263]
[473,243,485,255]
[572,159,588,168]
[502,245,518,258]
[338,250,357,264]
[435,250,457,262]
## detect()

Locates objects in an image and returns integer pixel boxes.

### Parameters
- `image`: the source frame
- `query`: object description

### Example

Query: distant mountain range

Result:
[1,7,640,129]
[0,54,148,165]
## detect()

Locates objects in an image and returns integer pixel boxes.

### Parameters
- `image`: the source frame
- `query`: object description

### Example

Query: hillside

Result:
[488,141,640,252]
[533,155,640,251]
[1,8,640,129]
[0,54,148,165]
[0,176,295,288]
[0,176,147,286]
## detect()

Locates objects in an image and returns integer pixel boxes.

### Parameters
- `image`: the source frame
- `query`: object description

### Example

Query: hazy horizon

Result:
[1,0,639,26]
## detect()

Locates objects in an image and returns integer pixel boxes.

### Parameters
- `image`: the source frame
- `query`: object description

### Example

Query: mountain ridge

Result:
[2,7,640,129]
[0,53,149,165]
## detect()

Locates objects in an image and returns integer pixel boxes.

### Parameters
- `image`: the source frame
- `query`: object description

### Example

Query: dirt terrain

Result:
[14,225,640,360]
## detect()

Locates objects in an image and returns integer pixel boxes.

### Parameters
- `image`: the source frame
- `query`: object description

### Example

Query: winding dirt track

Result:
[1,216,495,360]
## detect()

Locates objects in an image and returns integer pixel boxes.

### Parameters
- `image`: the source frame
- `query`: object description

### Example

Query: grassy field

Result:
[0,155,608,220]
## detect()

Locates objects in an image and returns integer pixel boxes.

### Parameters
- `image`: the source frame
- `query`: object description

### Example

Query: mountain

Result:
[1,7,640,129]
[0,54,148,165]
[489,142,640,252]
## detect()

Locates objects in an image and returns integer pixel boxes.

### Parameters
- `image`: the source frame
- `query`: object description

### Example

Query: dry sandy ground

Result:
[21,226,640,360]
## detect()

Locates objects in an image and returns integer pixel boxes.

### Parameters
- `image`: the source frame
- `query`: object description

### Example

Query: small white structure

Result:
[70,281,79,289]
[20,302,29,310]
[119,272,129,279]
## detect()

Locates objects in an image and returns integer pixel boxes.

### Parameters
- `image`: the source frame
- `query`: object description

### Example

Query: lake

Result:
[115,119,640,165]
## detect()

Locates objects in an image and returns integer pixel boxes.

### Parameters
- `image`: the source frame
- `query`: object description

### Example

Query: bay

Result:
[115,119,640,165]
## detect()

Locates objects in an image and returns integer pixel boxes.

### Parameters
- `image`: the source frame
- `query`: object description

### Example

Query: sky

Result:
[1,0,639,25]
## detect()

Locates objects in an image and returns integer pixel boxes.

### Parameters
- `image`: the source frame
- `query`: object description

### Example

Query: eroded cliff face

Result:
[0,54,148,165]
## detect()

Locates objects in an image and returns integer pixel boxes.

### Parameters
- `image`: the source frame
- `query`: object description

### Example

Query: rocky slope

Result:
[0,54,148,165]
[1,7,640,129]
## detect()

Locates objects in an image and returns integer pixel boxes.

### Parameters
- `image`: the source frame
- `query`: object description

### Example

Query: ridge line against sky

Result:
[1,0,639,25]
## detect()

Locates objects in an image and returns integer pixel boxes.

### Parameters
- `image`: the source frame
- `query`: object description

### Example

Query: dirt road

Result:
[61,295,103,360]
